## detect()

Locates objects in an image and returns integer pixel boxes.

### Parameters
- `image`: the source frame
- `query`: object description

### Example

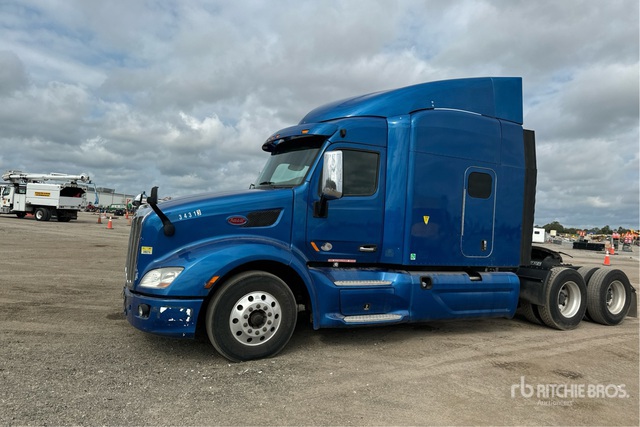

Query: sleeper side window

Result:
[467,172,492,199]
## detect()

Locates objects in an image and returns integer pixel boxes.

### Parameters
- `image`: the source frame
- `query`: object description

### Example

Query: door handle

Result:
[359,245,377,253]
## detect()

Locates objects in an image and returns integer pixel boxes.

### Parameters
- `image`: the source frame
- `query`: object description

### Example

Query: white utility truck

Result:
[0,170,91,222]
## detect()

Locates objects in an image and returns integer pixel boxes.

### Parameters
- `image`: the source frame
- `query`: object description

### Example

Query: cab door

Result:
[306,147,385,263]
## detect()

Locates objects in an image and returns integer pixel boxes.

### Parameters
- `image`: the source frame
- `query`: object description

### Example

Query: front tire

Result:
[586,269,632,326]
[206,271,297,362]
[34,207,51,221]
[538,267,587,330]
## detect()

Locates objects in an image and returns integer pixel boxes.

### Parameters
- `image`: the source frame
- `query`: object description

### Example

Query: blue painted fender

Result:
[135,235,319,313]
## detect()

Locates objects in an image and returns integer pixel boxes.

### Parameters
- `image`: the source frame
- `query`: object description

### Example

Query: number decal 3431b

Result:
[178,210,202,220]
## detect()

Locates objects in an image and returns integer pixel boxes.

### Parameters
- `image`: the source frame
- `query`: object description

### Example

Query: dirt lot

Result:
[0,212,638,426]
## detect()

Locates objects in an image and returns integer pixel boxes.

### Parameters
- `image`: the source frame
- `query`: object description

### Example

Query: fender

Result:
[134,235,319,310]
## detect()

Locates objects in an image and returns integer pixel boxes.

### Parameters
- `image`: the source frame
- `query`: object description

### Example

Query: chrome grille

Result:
[125,215,143,288]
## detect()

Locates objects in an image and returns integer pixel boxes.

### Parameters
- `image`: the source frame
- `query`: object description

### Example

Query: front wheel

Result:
[586,269,632,326]
[205,271,297,362]
[34,207,51,221]
[538,267,587,330]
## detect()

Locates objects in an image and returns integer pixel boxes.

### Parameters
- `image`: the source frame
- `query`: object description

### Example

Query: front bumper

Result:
[123,287,203,338]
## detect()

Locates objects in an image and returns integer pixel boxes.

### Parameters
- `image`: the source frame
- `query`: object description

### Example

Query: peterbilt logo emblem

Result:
[227,215,248,226]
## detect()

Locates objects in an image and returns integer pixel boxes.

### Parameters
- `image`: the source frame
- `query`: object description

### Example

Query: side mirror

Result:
[314,151,343,218]
[321,151,343,199]
[132,191,146,207]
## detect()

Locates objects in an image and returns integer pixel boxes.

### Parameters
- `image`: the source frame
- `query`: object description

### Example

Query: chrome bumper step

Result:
[343,313,402,323]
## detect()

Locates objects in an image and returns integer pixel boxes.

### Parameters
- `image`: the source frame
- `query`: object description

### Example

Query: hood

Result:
[137,188,295,269]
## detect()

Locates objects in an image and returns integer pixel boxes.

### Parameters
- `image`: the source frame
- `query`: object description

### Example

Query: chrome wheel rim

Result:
[606,281,626,315]
[558,281,581,318]
[229,291,281,346]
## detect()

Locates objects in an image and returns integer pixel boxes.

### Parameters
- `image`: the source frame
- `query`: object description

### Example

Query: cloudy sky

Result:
[0,0,638,229]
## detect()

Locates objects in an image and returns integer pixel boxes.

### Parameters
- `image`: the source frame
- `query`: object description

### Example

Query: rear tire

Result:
[577,266,599,321]
[519,301,543,325]
[586,269,632,326]
[538,267,587,330]
[57,213,71,222]
[205,271,297,362]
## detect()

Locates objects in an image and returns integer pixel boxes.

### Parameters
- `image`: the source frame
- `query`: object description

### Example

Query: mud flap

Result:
[628,288,638,318]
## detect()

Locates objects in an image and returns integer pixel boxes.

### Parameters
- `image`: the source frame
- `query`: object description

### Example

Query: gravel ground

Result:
[0,212,638,426]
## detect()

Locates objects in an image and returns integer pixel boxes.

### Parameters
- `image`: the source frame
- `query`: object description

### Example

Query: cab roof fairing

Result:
[298,77,523,126]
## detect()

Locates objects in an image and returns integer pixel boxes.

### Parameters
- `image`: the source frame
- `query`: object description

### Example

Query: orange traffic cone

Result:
[609,246,615,255]
[97,215,102,224]
[107,217,113,229]
[603,250,611,266]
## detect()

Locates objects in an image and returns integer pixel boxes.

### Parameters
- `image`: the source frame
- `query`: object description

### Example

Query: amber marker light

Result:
[205,276,220,289]
[310,241,319,252]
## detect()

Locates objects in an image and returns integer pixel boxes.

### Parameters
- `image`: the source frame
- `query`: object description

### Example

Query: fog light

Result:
[138,304,150,318]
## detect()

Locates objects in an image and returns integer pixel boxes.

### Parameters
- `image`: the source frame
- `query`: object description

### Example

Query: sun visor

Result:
[262,123,338,152]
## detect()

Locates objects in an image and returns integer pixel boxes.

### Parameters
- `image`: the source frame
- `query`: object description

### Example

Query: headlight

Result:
[139,267,184,289]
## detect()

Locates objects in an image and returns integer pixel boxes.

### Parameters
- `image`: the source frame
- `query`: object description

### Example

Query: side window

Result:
[467,172,492,199]
[343,150,379,196]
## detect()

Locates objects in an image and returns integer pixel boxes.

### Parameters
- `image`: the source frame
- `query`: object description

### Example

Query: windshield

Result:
[255,138,323,188]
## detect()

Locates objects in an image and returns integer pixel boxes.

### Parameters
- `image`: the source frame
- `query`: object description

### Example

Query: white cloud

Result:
[0,50,28,94]
[0,0,637,228]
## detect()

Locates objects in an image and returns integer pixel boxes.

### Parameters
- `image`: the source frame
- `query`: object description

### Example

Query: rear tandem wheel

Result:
[518,301,543,325]
[586,268,633,326]
[576,266,599,321]
[538,267,587,330]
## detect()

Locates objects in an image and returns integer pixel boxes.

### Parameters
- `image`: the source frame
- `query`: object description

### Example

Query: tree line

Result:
[536,221,636,235]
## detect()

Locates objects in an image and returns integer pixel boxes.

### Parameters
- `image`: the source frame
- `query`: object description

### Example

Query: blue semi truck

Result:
[123,77,636,362]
